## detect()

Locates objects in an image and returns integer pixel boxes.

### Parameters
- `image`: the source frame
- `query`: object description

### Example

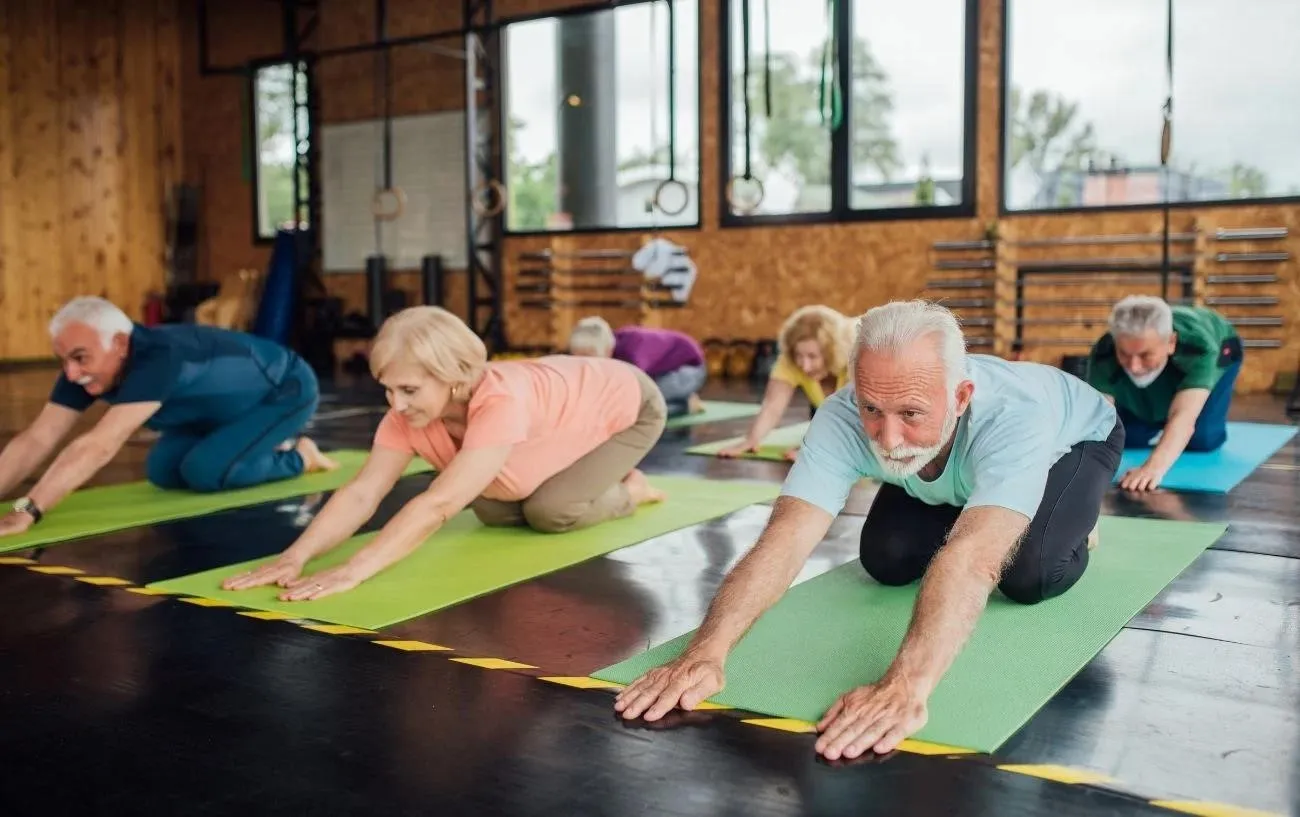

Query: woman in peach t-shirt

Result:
[223,306,667,600]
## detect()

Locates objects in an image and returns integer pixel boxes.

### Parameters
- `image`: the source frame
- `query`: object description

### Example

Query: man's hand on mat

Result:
[222,556,305,591]
[1119,462,1167,492]
[717,442,758,458]
[0,511,34,537]
[814,678,928,760]
[278,564,363,601]
[613,655,725,721]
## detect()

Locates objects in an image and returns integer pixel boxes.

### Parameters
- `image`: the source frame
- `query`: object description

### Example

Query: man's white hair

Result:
[568,316,615,356]
[851,299,967,389]
[1109,294,1173,339]
[49,296,135,349]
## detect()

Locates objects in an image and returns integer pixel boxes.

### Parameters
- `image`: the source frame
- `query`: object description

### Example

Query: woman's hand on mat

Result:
[613,655,725,721]
[222,555,306,591]
[814,678,928,760]
[1119,462,1167,492]
[718,441,758,458]
[0,511,34,537]
[278,564,363,601]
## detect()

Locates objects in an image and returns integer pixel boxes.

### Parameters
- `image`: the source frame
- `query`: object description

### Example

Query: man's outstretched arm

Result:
[815,504,1029,759]
[0,403,83,499]
[24,402,161,511]
[614,495,835,721]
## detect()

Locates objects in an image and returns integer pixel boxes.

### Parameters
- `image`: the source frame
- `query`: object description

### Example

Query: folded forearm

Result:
[885,545,994,698]
[283,487,383,564]
[345,493,452,579]
[28,436,116,510]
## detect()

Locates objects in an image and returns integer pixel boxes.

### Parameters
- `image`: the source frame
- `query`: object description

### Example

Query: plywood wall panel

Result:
[0,0,181,361]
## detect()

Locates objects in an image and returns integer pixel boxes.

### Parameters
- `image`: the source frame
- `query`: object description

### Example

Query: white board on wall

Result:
[320,111,468,272]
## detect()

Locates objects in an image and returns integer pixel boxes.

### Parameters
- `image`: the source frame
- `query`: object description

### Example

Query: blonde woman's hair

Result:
[778,305,853,376]
[568,315,616,355]
[369,306,487,386]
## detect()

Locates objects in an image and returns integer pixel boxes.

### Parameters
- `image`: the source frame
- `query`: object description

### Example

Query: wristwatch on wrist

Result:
[12,497,42,524]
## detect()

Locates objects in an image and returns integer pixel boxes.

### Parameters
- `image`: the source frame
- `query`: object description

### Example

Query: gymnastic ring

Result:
[371,187,406,222]
[725,175,766,215]
[471,179,507,218]
[652,178,690,217]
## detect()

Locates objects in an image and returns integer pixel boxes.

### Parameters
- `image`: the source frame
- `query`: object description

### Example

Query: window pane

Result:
[1172,0,1300,202]
[1004,0,1166,210]
[254,63,309,238]
[850,0,967,210]
[503,1,700,232]
[727,0,832,215]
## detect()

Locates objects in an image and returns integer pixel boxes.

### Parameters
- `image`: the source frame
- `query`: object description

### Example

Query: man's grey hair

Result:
[568,315,616,356]
[1108,295,1173,339]
[850,300,967,389]
[49,296,135,349]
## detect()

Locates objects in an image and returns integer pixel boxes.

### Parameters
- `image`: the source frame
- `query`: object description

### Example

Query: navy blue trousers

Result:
[1118,361,1241,452]
[145,361,320,492]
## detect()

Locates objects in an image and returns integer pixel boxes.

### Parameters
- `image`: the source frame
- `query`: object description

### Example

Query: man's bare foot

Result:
[687,393,706,414]
[296,437,340,473]
[623,468,667,506]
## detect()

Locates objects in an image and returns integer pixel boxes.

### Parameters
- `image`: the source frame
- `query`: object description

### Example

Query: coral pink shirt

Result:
[374,356,644,501]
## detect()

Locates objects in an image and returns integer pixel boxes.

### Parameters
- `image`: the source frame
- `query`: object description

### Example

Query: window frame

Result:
[997,0,1300,216]
[248,57,312,246]
[498,0,706,237]
[718,0,980,229]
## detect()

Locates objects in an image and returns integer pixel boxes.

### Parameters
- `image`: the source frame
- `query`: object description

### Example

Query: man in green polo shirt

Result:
[1087,295,1243,491]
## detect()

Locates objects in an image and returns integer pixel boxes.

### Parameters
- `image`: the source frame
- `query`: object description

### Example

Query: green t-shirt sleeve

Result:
[1176,348,1220,391]
[1087,336,1117,395]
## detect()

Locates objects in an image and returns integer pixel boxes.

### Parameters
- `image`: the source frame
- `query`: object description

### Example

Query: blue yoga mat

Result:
[1117,421,1297,493]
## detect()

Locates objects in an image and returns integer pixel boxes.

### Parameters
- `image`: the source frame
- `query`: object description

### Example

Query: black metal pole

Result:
[422,255,444,306]
[366,255,389,331]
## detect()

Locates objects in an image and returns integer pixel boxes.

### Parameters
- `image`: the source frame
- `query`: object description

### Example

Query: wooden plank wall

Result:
[181,0,1299,390]
[0,0,183,362]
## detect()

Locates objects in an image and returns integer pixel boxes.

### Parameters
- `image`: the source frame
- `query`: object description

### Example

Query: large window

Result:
[252,61,311,241]
[723,0,975,222]
[1003,0,1300,211]
[502,1,701,233]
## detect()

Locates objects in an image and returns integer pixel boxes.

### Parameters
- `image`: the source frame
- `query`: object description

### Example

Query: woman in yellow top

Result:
[719,304,853,461]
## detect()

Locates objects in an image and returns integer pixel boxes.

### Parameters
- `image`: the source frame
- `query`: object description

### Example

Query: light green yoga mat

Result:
[685,422,810,461]
[664,401,762,429]
[0,450,434,554]
[147,475,779,629]
[594,515,1227,753]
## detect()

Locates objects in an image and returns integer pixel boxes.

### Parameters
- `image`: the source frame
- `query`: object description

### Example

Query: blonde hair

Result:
[369,306,487,386]
[778,305,853,377]
[568,316,615,355]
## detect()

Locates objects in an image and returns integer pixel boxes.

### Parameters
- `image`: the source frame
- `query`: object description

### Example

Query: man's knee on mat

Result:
[1185,423,1227,452]
[859,541,926,587]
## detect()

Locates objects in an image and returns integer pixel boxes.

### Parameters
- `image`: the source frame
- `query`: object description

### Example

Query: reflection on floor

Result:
[0,365,1296,817]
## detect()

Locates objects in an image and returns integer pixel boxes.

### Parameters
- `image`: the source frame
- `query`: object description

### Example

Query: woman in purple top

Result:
[568,317,706,418]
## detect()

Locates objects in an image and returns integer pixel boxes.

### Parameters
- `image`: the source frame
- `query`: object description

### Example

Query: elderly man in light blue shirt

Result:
[614,300,1123,762]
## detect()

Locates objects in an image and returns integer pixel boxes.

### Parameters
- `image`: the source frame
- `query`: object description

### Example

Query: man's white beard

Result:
[868,404,959,478]
[1125,361,1166,388]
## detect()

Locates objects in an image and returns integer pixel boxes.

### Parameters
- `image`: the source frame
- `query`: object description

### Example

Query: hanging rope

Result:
[370,1,405,227]
[726,0,765,214]
[818,0,843,130]
[1159,0,1173,297]
[653,0,689,217]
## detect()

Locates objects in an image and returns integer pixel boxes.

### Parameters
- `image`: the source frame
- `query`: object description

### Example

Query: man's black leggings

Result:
[858,419,1125,605]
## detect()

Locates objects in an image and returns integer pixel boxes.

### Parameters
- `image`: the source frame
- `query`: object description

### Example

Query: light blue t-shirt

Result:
[780,354,1118,520]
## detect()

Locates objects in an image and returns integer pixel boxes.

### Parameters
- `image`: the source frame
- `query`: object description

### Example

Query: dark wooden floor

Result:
[0,366,1296,817]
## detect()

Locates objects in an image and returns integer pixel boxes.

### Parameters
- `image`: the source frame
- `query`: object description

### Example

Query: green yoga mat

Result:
[685,422,811,461]
[147,475,779,629]
[594,515,1227,753]
[664,401,762,429]
[0,451,434,554]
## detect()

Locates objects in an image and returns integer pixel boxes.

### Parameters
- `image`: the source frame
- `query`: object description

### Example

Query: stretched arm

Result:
[815,504,1029,759]
[0,403,82,498]
[1132,387,1210,484]
[719,378,797,456]
[280,442,514,600]
[615,496,834,720]
[222,445,413,590]
[26,403,159,512]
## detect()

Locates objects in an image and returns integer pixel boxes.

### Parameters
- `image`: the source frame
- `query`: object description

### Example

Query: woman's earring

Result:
[453,383,468,402]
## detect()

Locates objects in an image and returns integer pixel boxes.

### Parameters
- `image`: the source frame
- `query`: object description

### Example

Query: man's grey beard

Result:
[868,403,959,478]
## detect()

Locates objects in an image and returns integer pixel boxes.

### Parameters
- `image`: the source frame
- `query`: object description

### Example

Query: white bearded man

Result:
[613,299,1124,760]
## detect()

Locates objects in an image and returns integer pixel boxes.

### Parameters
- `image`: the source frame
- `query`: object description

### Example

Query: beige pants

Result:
[471,367,666,533]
